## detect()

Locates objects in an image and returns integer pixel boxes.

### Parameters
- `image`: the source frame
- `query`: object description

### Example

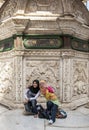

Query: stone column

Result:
[14,55,23,103]
[61,51,73,103]
[14,36,24,104]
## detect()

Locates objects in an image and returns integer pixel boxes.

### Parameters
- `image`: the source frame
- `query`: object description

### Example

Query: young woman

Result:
[39,80,60,124]
[24,79,40,116]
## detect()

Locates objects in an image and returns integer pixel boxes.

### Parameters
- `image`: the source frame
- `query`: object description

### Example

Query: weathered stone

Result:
[0,0,89,109]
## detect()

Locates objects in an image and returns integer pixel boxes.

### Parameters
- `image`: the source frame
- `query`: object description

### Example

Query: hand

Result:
[23,99,29,104]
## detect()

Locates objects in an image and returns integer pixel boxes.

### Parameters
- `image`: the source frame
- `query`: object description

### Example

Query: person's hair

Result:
[33,79,39,87]
[40,80,46,84]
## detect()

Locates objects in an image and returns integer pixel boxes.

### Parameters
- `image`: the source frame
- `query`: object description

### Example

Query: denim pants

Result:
[25,99,38,114]
[47,101,58,122]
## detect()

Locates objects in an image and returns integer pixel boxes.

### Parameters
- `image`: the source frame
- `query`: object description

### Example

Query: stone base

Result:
[62,97,89,110]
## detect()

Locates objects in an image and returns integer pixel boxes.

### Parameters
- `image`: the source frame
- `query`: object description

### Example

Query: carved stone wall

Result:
[0,0,89,109]
[61,51,89,109]
[73,60,88,97]
[23,58,60,101]
[0,60,14,98]
[0,49,88,109]
[0,51,16,107]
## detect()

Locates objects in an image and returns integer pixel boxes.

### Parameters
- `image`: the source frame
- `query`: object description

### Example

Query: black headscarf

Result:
[29,80,40,94]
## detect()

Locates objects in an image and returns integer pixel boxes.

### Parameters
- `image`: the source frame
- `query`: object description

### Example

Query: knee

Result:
[47,101,52,107]
[31,100,37,106]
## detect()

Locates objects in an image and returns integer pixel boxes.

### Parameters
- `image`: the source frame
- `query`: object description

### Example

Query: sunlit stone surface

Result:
[0,0,89,109]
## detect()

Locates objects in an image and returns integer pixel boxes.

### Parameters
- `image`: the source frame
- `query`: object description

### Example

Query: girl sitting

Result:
[24,79,40,116]
[39,80,60,124]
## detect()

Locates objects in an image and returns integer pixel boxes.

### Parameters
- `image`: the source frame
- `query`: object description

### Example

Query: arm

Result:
[45,90,57,100]
[30,91,40,101]
[24,88,29,100]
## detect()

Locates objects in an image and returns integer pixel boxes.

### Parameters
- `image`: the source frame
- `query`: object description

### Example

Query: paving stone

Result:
[76,106,89,115]
[0,105,9,114]
[0,109,44,130]
[0,106,89,130]
[46,127,89,130]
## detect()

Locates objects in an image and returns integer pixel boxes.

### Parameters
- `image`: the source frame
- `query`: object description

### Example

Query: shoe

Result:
[48,120,53,125]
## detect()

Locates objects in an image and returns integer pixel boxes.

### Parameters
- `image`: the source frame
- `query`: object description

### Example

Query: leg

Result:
[47,101,53,112]
[31,99,38,114]
[47,101,58,123]
[51,104,58,123]
[24,101,32,112]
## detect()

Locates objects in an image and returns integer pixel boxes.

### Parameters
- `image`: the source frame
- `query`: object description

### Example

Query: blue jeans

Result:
[47,101,58,122]
[25,99,38,114]
[31,99,38,114]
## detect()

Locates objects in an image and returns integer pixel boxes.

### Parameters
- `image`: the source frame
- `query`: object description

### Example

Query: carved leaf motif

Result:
[73,61,88,96]
[25,61,60,91]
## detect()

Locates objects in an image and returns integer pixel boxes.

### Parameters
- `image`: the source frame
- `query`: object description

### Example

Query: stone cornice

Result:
[0,49,88,59]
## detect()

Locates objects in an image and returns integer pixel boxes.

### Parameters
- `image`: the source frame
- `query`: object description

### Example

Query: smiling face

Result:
[32,80,39,89]
[33,81,38,88]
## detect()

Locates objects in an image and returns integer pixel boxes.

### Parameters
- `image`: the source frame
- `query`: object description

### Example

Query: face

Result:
[39,82,47,94]
[39,81,47,88]
[39,84,46,95]
[33,81,38,88]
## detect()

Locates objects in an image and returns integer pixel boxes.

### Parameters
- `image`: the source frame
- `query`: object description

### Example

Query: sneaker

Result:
[48,120,53,125]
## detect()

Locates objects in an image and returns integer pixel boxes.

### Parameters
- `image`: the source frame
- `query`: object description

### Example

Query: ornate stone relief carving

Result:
[24,60,60,97]
[0,0,89,108]
[62,58,71,102]
[0,0,89,40]
[0,49,88,108]
[0,60,15,100]
[25,0,63,14]
[0,0,19,21]
[0,20,16,40]
[73,60,88,96]
[14,56,23,102]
